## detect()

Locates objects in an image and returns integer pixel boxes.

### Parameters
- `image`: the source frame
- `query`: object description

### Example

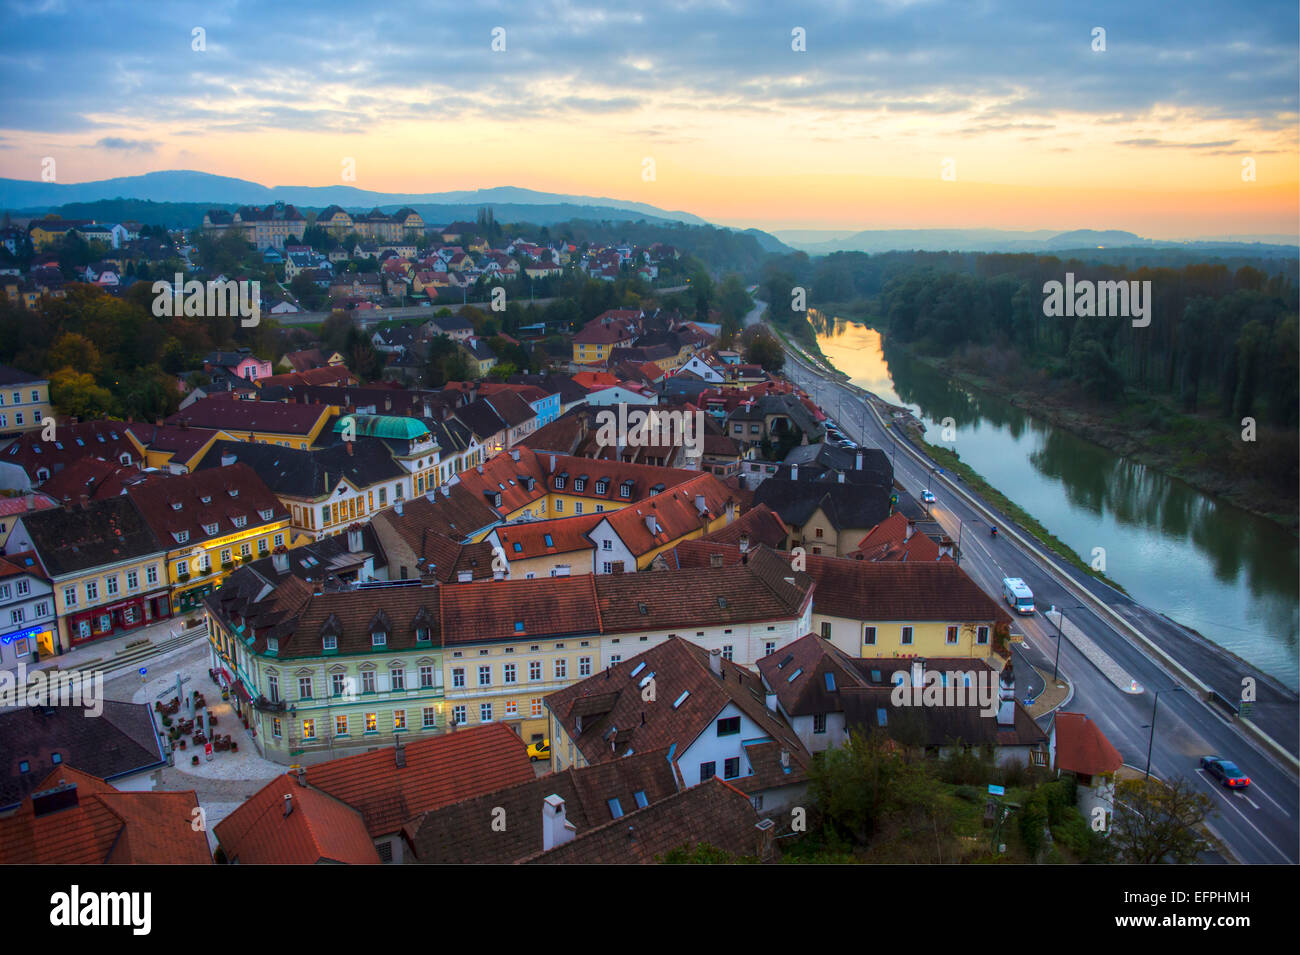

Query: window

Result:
[273,533,284,547]
[530,698,542,718]
[335,715,349,736]
[63,585,77,608]
[272,718,282,738]
[821,621,832,639]
[35,600,50,617]
[724,757,741,779]
[554,658,566,679]
[365,712,378,733]
[323,634,337,651]
[480,702,493,723]
[901,626,914,645]
[298,677,313,699]
[633,790,648,809]
[607,797,623,819]
[126,570,138,591]
[175,531,189,545]
[240,542,250,558]
[0,583,9,600]
[452,705,466,725]
[503,663,517,684]
[813,713,827,734]
[574,502,582,514]
[478,665,491,687]
[332,673,347,696]
[716,716,740,737]
[220,549,232,565]
[15,580,29,597]
[528,661,541,681]
[268,674,279,703]
[85,580,99,601]
[764,640,776,656]
[391,668,406,690]
[864,625,877,646]
[947,626,959,645]
[302,719,315,740]
[452,667,465,688]
[977,626,990,645]
[578,656,591,676]
[11,609,24,625]
[394,710,406,731]
[361,670,376,694]
[422,707,437,729]
[699,761,716,781]
[601,538,612,551]
[371,630,387,647]
[419,665,434,688]
[146,565,158,585]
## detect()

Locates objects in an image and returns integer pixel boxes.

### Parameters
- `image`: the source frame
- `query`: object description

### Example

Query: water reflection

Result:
[815,316,1300,687]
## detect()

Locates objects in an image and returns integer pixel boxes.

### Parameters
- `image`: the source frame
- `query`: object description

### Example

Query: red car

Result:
[1200,755,1251,789]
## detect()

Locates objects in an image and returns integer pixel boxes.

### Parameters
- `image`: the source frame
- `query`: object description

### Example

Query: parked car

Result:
[527,738,551,762]
[1200,755,1251,789]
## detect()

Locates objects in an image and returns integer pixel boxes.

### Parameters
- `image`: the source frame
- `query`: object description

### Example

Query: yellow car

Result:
[526,739,550,762]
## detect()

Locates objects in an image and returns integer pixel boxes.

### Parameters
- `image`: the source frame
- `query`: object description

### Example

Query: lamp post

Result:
[1144,686,1184,780]
[1051,604,1085,683]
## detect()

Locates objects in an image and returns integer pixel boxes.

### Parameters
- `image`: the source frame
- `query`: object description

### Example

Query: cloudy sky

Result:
[0,0,1296,236]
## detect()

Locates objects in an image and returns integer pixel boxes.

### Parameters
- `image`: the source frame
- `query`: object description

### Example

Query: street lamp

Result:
[1143,686,1184,780]
[1051,604,1085,683]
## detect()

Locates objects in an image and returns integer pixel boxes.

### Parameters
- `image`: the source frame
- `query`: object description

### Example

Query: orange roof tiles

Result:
[1053,712,1123,776]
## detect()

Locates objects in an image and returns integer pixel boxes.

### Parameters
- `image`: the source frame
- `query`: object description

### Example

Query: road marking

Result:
[1246,783,1292,816]
[1196,770,1292,861]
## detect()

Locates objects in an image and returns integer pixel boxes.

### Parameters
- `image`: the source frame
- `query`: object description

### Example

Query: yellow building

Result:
[0,368,53,436]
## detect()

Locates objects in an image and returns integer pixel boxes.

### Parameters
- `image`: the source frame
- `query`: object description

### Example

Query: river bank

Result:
[815,304,1298,534]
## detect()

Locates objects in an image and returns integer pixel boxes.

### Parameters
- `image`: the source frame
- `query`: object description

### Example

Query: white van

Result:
[1002,577,1035,614]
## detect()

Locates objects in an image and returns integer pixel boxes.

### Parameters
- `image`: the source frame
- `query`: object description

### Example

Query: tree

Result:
[50,368,116,419]
[742,326,785,373]
[48,332,102,375]
[1111,777,1216,864]
[807,730,940,846]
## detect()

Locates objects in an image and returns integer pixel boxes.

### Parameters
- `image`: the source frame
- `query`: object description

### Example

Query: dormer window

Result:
[259,508,273,521]
[595,481,607,494]
[267,637,279,654]
[323,634,337,651]
[372,630,387,647]
[574,478,586,492]
[232,515,247,528]
[555,475,565,489]
[228,489,239,498]
[415,627,430,642]
[203,523,218,536]
[200,495,212,504]
[170,502,183,511]
[174,530,189,544]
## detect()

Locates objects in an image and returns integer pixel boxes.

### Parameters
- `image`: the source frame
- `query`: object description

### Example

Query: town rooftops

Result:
[0,766,210,864]
[14,495,165,577]
[213,773,380,865]
[167,396,333,437]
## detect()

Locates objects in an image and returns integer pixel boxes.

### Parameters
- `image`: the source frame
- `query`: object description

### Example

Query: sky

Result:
[0,0,1296,237]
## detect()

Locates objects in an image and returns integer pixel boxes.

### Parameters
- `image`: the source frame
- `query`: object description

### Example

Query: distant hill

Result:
[0,169,710,226]
[774,226,1298,257]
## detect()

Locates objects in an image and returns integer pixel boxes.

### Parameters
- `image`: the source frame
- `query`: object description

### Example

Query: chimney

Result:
[347,525,363,553]
[395,740,406,768]
[938,536,954,559]
[346,441,354,456]
[780,748,790,769]
[765,692,778,713]
[542,794,577,851]
[511,449,520,462]
[295,766,307,787]
[24,492,34,511]
[694,494,705,514]
[837,471,845,484]
[644,514,657,534]
[221,452,237,467]
[911,659,924,689]
[790,464,798,481]
[905,520,915,542]
[708,648,722,678]
[395,501,403,516]
[283,793,293,817]
[271,549,289,574]
[755,817,776,862]
[31,782,78,818]
[856,449,864,470]
[78,493,90,510]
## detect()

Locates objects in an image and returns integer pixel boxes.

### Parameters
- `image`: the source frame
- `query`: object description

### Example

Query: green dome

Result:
[334,414,430,441]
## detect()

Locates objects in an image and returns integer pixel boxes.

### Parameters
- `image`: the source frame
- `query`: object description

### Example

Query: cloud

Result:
[1116,138,1239,149]
[94,136,159,151]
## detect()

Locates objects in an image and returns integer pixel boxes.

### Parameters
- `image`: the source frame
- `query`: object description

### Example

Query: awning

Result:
[233,680,253,704]
[217,668,232,688]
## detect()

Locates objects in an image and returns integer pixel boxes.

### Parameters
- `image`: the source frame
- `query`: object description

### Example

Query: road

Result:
[749,302,1299,863]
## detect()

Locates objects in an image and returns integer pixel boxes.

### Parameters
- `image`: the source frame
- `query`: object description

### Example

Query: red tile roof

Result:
[850,512,945,562]
[0,766,210,864]
[167,397,333,437]
[490,512,604,562]
[304,723,535,836]
[1053,712,1123,776]
[214,773,379,864]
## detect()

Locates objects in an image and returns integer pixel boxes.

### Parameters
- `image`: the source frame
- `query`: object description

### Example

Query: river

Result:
[812,313,1300,689]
